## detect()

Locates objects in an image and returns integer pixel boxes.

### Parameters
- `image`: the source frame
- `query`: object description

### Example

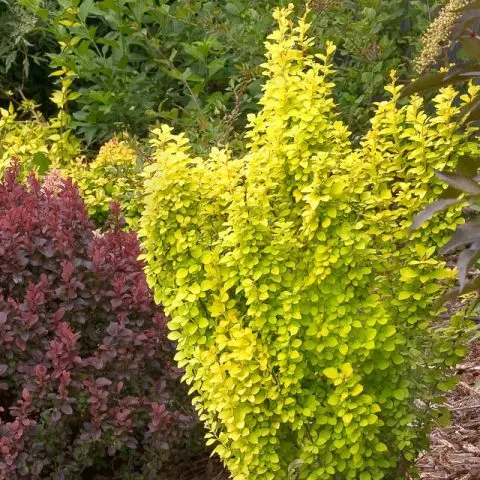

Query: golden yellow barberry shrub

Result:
[65,136,144,228]
[0,101,79,176]
[0,74,79,176]
[139,5,476,479]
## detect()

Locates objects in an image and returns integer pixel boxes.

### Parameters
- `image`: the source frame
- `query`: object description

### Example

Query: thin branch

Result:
[459,381,480,396]
[447,403,480,411]
[0,88,21,106]
[438,313,480,324]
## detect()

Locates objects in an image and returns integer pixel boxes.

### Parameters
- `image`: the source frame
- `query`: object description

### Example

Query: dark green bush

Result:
[0,0,58,114]
[46,0,441,147]
[309,0,441,137]
[49,0,288,147]
[1,1,443,149]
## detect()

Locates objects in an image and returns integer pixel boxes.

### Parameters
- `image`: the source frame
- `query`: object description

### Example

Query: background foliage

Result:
[49,0,286,148]
[309,0,441,138]
[1,0,441,150]
[0,0,59,113]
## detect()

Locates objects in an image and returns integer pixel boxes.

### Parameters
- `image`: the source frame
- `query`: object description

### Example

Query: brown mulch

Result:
[418,341,480,480]
[178,456,229,480]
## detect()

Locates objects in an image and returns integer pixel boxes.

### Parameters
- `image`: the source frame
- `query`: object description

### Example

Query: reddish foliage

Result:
[0,168,202,479]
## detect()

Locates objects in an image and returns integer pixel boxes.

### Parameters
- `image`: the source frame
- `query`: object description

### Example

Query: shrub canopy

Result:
[139,5,475,479]
[0,168,201,479]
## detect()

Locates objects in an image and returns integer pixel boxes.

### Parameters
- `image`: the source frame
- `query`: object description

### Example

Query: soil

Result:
[417,341,480,480]
[178,456,228,480]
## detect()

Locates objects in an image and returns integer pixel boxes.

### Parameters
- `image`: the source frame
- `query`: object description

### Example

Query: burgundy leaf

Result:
[60,404,73,415]
[95,377,112,387]
[0,167,199,476]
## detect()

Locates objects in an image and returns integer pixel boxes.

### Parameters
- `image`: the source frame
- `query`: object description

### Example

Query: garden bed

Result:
[418,342,480,480]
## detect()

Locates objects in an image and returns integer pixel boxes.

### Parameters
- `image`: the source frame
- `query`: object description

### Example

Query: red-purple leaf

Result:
[61,404,73,415]
[435,169,480,195]
[0,167,197,475]
[411,198,461,231]
[95,377,112,387]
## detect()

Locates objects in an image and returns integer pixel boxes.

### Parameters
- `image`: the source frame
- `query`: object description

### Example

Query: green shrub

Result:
[49,0,290,147]
[0,0,58,112]
[0,0,438,151]
[139,6,475,479]
[309,0,442,137]
[45,0,438,148]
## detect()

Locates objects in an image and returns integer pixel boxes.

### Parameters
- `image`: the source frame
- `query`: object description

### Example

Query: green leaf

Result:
[438,376,459,392]
[167,330,182,341]
[78,0,95,23]
[18,0,41,12]
[383,325,396,338]
[351,384,363,396]
[393,389,406,400]
[375,442,388,452]
[399,267,417,281]
[182,43,206,62]
[437,407,452,427]
[225,2,242,15]
[176,268,189,279]
[32,152,50,175]
[207,59,226,78]
[342,413,353,424]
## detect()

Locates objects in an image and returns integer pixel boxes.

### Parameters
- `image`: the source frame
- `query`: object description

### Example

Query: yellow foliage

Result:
[0,101,79,176]
[0,6,468,478]
[140,5,476,479]
[65,136,143,227]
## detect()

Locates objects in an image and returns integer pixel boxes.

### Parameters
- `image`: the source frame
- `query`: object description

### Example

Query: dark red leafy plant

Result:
[0,168,203,479]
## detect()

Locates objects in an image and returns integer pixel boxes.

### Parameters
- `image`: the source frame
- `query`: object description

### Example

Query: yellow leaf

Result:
[323,367,339,379]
